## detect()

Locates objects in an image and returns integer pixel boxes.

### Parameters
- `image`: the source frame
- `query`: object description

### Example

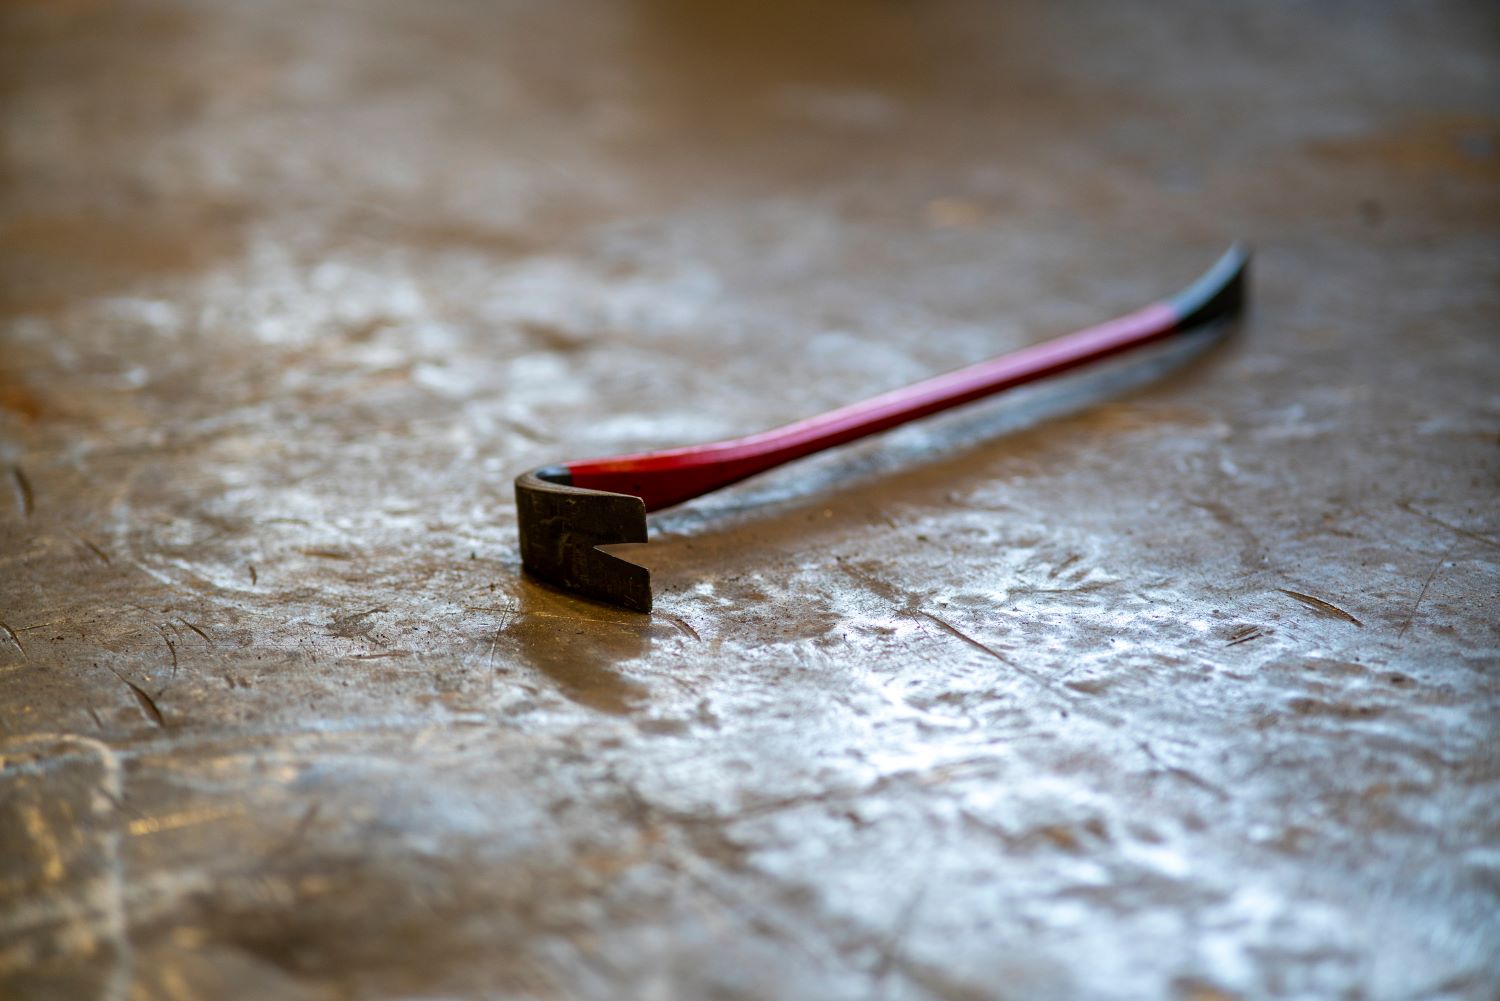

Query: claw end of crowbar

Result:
[515,466,653,613]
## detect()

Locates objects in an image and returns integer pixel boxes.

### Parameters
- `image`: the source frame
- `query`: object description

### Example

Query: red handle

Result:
[562,246,1246,512]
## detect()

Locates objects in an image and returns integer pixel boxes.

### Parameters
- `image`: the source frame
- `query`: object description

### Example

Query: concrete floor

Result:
[2,1,1498,998]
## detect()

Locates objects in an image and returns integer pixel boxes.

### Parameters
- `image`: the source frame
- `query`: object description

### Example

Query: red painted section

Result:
[566,300,1182,512]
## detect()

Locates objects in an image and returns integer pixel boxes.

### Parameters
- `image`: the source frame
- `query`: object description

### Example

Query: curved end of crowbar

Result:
[514,466,652,612]
[1169,243,1250,332]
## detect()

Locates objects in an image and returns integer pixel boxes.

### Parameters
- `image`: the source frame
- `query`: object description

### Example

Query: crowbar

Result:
[516,245,1248,611]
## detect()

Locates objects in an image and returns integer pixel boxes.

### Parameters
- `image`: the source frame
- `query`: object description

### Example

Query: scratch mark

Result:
[1278,589,1363,627]
[919,610,1016,666]
[1398,541,1456,639]
[464,604,642,630]
[0,621,26,661]
[484,617,508,669]
[484,625,503,679]
[278,802,321,853]
[1136,740,1230,801]
[500,415,549,443]
[79,536,112,565]
[1048,553,1082,579]
[12,619,62,633]
[302,548,354,560]
[326,606,389,639]
[1019,580,1119,595]
[87,706,103,729]
[247,563,258,585]
[1398,501,1499,549]
[1187,496,1268,571]
[918,613,1125,731]
[349,650,410,660]
[176,619,211,644]
[481,603,518,687]
[918,609,1061,693]
[128,805,241,836]
[109,667,166,728]
[657,612,701,642]
[1226,625,1268,647]
[10,465,33,517]
[836,559,907,605]
[157,625,178,673]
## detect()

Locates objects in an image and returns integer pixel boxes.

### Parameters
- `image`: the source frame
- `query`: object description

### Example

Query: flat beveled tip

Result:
[514,467,652,612]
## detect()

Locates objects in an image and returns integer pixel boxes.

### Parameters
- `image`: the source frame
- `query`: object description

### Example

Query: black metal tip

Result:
[514,467,652,612]
[1170,243,1250,331]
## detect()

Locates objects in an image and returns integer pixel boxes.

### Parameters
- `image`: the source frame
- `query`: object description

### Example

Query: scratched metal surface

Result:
[2,2,1498,999]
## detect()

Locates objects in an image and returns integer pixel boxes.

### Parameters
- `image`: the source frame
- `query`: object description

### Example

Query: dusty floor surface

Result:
[3,2,1499,999]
